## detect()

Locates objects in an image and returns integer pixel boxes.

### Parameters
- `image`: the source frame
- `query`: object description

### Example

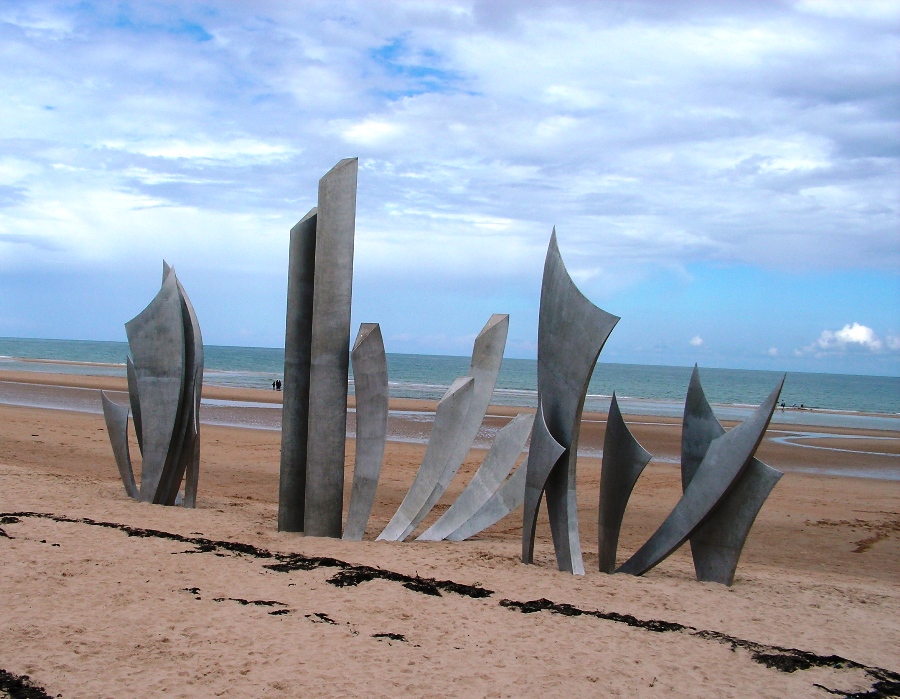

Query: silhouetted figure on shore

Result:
[276,379,282,391]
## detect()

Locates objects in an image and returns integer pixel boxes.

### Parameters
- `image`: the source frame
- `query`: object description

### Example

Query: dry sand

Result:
[0,374,898,698]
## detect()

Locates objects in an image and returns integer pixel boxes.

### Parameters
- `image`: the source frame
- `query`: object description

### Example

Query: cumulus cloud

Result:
[798,323,898,356]
[690,335,703,347]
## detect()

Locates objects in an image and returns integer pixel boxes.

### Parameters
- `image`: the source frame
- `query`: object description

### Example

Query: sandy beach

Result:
[0,372,898,698]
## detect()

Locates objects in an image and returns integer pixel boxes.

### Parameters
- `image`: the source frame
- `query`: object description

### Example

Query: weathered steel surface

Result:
[681,366,783,585]
[278,208,317,532]
[378,376,474,541]
[105,263,203,507]
[418,411,534,541]
[305,158,358,538]
[175,275,204,509]
[400,314,509,540]
[100,391,138,499]
[523,230,620,574]
[448,406,564,542]
[691,459,782,584]
[617,377,784,576]
[597,393,652,573]
[126,357,143,455]
[154,268,204,506]
[343,323,389,541]
[124,269,185,503]
[445,456,527,541]
[178,367,202,509]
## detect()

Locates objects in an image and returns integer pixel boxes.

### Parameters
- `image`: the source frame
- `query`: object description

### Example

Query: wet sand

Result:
[0,371,898,698]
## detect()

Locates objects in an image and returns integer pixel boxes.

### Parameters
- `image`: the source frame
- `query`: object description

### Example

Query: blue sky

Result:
[0,0,897,375]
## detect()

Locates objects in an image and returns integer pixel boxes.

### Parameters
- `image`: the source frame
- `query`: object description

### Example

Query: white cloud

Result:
[102,140,293,163]
[796,0,900,21]
[767,347,778,357]
[341,120,403,145]
[799,322,895,355]
[690,335,703,346]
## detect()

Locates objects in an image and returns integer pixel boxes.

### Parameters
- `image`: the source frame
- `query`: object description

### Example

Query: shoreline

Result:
[0,368,897,482]
[2,367,897,424]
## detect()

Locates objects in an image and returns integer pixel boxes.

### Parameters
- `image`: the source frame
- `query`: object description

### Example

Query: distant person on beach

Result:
[272,380,276,390]
[276,380,282,391]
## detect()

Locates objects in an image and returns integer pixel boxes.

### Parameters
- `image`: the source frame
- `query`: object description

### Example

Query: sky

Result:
[0,0,897,376]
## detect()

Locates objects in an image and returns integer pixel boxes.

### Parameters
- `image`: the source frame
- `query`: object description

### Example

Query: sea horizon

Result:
[1,336,898,421]
[1,333,899,379]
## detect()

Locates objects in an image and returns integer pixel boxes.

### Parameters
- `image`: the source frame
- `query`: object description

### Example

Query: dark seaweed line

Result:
[501,598,900,699]
[5,512,898,698]
[0,668,57,699]
[0,512,493,600]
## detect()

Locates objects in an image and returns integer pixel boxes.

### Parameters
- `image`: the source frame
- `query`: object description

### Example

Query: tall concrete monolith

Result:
[278,158,358,538]
[305,158,358,537]
[279,208,317,532]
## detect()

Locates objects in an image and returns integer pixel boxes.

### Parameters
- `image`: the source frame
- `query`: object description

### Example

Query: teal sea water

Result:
[1,336,898,417]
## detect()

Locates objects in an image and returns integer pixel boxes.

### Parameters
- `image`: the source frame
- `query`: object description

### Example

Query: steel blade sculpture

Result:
[418,411,534,541]
[279,158,358,537]
[379,314,508,542]
[616,373,784,581]
[343,323,389,541]
[377,376,474,541]
[597,393,652,573]
[447,404,565,542]
[100,262,203,506]
[679,366,784,584]
[522,230,620,574]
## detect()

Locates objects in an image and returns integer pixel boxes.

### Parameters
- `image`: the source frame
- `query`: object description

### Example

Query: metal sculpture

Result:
[100,262,203,506]
[447,405,564,541]
[597,393,652,573]
[377,376,474,541]
[379,314,508,542]
[279,208,316,533]
[417,411,534,541]
[279,158,358,537]
[680,366,783,585]
[405,314,508,538]
[100,391,138,500]
[343,324,389,541]
[617,376,784,577]
[445,459,527,541]
[522,230,620,575]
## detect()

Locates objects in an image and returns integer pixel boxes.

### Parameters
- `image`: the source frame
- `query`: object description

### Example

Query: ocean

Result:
[1,336,898,424]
